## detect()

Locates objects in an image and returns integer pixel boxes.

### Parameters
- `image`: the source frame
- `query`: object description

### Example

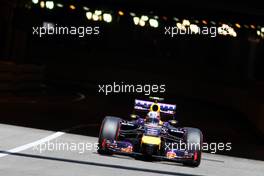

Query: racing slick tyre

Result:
[182,127,203,167]
[98,116,121,155]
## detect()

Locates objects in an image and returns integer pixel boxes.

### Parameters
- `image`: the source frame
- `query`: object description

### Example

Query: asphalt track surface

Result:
[1,124,264,176]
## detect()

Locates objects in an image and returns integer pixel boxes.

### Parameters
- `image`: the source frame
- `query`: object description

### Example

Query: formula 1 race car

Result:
[97,97,203,167]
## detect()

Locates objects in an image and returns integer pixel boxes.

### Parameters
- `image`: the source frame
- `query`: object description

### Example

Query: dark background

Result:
[0,0,264,160]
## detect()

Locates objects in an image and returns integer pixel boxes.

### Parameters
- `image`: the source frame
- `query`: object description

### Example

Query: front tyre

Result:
[183,127,203,167]
[98,116,121,155]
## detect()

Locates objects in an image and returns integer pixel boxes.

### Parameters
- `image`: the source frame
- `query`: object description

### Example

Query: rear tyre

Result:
[182,127,203,167]
[97,116,121,155]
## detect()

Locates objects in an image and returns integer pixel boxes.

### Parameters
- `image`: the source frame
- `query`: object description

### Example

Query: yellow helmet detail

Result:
[150,103,160,112]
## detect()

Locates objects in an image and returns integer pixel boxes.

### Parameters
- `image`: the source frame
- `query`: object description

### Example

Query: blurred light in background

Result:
[176,22,186,31]
[103,13,112,23]
[230,29,237,37]
[190,24,199,34]
[149,19,159,28]
[244,25,249,29]
[40,1,45,8]
[69,5,76,10]
[32,0,38,4]
[95,10,102,16]
[218,27,222,34]
[57,3,63,8]
[118,11,124,16]
[162,16,168,21]
[29,2,263,39]
[133,17,140,25]
[173,17,179,21]
[46,1,54,10]
[218,24,237,37]
[210,21,216,25]
[129,12,136,17]
[182,19,190,26]
[176,22,187,31]
[83,6,89,11]
[235,23,241,28]
[86,12,92,20]
[43,21,54,29]
[202,20,207,25]
[141,15,149,21]
[92,14,99,21]
[139,19,146,27]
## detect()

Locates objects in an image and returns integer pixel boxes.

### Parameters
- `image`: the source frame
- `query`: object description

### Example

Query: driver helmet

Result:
[145,111,160,125]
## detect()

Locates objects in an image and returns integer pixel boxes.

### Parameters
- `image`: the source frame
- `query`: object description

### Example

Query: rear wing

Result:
[134,99,176,115]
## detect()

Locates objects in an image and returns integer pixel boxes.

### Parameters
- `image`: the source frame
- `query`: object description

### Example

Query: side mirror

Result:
[130,114,139,119]
[169,120,177,125]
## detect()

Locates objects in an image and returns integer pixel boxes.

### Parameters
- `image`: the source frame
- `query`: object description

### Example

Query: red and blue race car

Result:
[98,97,203,167]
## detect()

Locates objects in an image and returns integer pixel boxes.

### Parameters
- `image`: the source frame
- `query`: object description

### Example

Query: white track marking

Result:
[0,132,65,158]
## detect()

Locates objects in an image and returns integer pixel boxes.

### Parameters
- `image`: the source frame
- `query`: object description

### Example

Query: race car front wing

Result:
[100,139,196,163]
